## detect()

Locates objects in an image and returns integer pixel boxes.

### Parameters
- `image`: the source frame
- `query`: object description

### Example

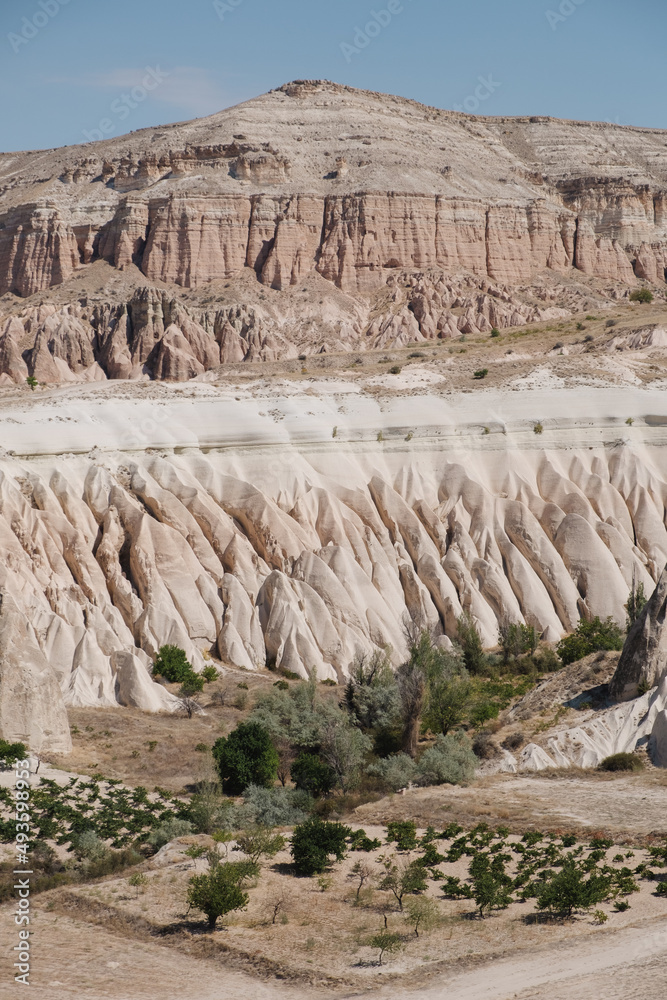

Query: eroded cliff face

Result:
[2,382,666,749]
[2,81,667,310]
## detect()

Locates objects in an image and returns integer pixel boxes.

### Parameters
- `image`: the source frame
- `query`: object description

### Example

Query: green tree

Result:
[152,645,195,684]
[290,817,351,875]
[625,580,647,630]
[290,752,336,797]
[186,859,257,930]
[556,617,624,665]
[212,722,279,795]
[344,649,400,731]
[379,857,428,910]
[25,375,38,390]
[397,629,449,757]
[319,721,371,792]
[421,650,471,736]
[499,621,538,663]
[369,931,403,965]
[457,612,485,674]
[536,863,613,919]
[0,740,28,766]
[404,896,440,936]
[469,853,513,918]
[629,288,654,303]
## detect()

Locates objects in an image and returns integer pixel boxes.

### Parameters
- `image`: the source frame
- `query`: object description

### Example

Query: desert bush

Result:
[291,817,351,875]
[212,722,279,794]
[598,752,643,773]
[389,365,402,374]
[318,720,372,792]
[202,665,219,683]
[186,782,236,835]
[147,818,194,851]
[473,369,488,379]
[416,732,477,786]
[557,616,624,665]
[234,828,286,864]
[75,830,108,861]
[240,785,312,827]
[490,328,500,337]
[367,751,418,791]
[629,288,653,303]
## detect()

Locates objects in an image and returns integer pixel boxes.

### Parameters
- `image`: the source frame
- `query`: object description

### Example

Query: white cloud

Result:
[51,66,229,117]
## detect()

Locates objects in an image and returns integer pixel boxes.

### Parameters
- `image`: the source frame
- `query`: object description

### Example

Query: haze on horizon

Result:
[1,0,666,153]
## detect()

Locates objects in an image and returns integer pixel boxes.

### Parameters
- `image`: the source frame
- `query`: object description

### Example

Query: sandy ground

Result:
[354,771,667,839]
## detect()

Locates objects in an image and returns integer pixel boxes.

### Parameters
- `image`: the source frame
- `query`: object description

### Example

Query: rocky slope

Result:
[2,80,667,382]
[2,377,667,753]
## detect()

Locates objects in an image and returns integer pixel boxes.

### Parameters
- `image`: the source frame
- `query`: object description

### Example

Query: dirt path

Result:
[389,918,667,1000]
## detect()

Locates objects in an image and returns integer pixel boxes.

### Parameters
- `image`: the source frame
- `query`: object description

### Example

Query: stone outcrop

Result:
[0,592,72,754]
[2,80,667,304]
[610,566,667,700]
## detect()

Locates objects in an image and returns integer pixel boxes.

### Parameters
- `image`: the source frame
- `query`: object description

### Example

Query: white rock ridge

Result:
[1,381,667,756]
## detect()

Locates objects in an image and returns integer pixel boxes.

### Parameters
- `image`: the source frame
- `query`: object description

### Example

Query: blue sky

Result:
[1,0,665,151]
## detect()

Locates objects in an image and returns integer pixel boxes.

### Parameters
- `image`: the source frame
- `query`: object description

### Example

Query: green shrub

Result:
[534,422,544,435]
[473,369,488,379]
[152,645,194,684]
[0,740,28,766]
[536,863,613,918]
[290,753,336,798]
[187,860,257,929]
[291,817,351,875]
[386,820,418,852]
[212,722,279,795]
[389,365,402,375]
[557,617,624,665]
[598,753,643,773]
[202,665,219,683]
[490,328,500,338]
[629,288,653,303]
[417,732,477,786]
